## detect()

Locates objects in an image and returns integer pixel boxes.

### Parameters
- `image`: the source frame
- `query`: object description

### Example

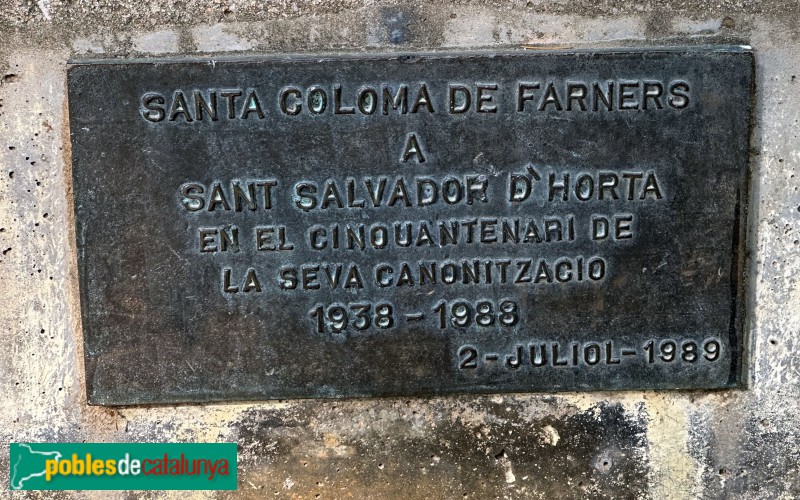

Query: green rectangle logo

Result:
[10,443,237,490]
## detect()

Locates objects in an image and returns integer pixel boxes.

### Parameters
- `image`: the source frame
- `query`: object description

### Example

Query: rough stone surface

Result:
[0,1,799,498]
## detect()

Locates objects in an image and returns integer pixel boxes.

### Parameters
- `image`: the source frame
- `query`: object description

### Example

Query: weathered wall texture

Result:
[1,1,799,498]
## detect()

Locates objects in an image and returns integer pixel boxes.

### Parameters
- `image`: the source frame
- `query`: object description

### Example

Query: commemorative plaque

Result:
[68,48,753,405]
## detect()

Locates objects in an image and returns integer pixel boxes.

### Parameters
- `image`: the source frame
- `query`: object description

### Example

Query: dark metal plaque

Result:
[68,48,753,405]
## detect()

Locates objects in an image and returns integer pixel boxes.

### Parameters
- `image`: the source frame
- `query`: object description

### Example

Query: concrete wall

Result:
[1,1,799,498]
